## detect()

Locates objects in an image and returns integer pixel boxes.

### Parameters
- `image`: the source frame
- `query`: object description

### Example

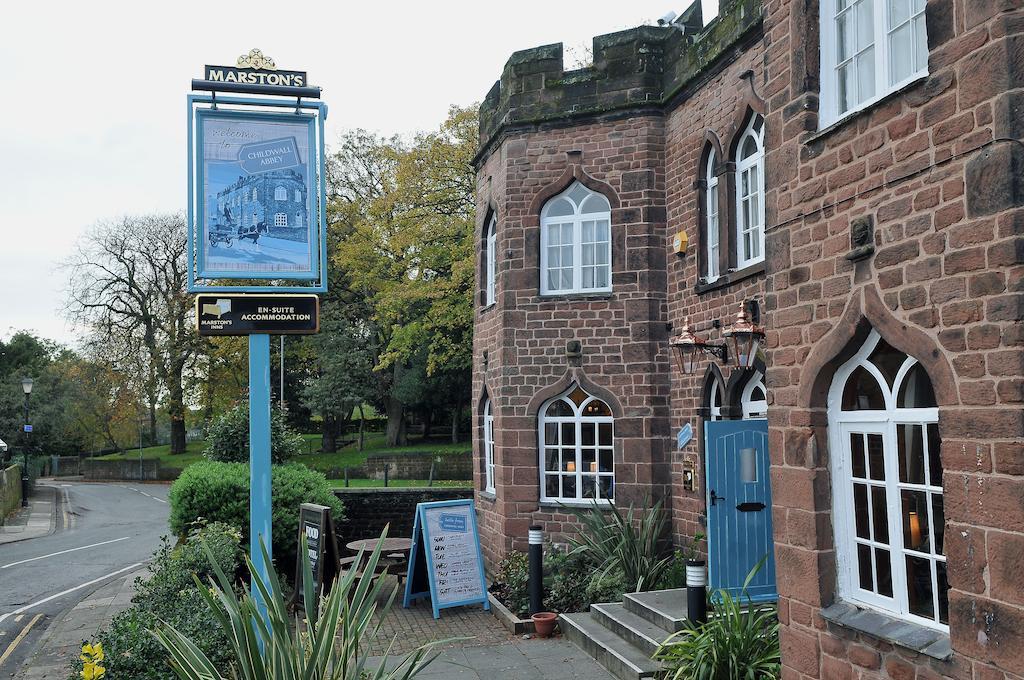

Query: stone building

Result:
[212,168,307,233]
[473,0,1023,678]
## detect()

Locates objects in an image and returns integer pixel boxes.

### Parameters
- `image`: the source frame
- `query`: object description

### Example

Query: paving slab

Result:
[0,485,55,544]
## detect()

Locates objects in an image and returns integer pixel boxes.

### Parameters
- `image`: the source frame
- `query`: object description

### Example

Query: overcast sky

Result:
[0,0,715,346]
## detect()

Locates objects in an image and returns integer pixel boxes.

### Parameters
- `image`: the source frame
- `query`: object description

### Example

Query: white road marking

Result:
[1,537,132,569]
[0,563,144,625]
[0,613,43,666]
[121,485,167,503]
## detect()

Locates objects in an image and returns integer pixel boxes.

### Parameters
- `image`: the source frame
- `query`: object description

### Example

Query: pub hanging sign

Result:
[204,48,308,88]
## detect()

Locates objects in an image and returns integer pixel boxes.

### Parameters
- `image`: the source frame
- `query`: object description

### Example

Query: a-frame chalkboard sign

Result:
[293,503,341,609]
[402,499,490,619]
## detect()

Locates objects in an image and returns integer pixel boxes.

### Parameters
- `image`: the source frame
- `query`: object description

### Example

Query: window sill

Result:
[478,491,496,502]
[537,292,613,302]
[810,75,929,144]
[479,302,497,314]
[538,500,614,511]
[695,261,765,294]
[820,601,952,661]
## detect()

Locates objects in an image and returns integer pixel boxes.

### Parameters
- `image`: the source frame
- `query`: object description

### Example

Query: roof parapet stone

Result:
[476,0,763,162]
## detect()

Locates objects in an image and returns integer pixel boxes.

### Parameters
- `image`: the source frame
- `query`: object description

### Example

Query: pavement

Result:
[0,485,57,544]
[0,480,170,677]
[366,576,613,679]
[19,565,144,679]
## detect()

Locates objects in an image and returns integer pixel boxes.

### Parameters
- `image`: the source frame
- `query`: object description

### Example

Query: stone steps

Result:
[559,588,690,680]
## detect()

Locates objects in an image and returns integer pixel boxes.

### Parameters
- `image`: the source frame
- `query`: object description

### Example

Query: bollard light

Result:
[528,525,544,615]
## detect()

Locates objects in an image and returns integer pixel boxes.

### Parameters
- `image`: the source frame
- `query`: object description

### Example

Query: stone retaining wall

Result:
[81,459,180,482]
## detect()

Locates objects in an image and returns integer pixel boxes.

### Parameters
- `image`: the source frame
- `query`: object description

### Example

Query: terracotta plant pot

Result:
[531,612,558,638]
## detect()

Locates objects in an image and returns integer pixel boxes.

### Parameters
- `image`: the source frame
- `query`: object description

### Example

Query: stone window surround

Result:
[539,182,613,296]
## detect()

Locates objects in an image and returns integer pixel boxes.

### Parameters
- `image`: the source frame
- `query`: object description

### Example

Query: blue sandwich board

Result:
[403,499,490,619]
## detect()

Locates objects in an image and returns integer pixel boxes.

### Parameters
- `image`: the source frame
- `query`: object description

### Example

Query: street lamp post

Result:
[20,377,33,507]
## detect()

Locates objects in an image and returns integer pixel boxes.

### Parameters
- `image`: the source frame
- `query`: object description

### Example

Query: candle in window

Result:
[590,461,598,472]
[566,461,576,472]
[908,511,922,549]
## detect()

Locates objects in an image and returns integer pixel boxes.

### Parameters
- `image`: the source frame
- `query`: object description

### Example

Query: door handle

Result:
[709,489,726,506]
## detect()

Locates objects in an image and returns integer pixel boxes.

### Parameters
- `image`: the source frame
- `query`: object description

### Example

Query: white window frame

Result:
[735,117,765,270]
[828,330,947,631]
[708,379,723,421]
[741,371,768,419]
[483,399,495,494]
[705,150,720,282]
[539,388,614,505]
[540,182,612,296]
[820,0,929,128]
[485,214,497,307]
[252,188,258,201]
[275,185,287,201]
[294,189,302,202]
[274,213,287,227]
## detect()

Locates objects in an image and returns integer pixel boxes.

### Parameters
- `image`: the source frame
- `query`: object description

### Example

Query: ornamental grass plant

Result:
[564,498,674,593]
[153,529,439,680]
[654,558,781,680]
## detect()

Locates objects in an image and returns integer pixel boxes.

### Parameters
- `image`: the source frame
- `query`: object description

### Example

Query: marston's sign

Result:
[204,48,308,88]
[204,65,308,88]
[195,294,319,336]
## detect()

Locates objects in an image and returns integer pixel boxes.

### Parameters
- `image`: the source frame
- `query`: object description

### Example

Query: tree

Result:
[330,107,478,446]
[300,308,375,452]
[0,332,85,458]
[64,214,204,454]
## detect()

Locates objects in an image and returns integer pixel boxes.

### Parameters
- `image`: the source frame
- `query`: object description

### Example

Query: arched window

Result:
[829,330,946,629]
[295,213,303,229]
[540,182,611,295]
[539,384,614,503]
[485,214,497,307]
[483,399,495,494]
[294,189,302,203]
[252,188,258,201]
[274,213,287,227]
[741,371,767,419]
[735,117,765,269]
[705,149,720,281]
[275,185,287,201]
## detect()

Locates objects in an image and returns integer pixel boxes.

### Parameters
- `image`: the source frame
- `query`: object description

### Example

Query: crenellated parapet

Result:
[477,0,762,162]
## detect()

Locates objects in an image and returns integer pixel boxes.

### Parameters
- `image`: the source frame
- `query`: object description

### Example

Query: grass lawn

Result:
[95,431,471,476]
[94,440,207,469]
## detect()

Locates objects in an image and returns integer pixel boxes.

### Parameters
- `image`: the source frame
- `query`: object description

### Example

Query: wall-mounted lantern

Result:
[722,302,765,370]
[669,318,727,375]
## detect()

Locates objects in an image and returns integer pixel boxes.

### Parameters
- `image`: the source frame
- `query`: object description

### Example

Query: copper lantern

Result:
[723,302,765,370]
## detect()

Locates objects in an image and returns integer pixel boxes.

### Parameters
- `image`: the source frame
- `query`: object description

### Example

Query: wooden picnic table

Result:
[345,537,413,554]
[341,538,413,584]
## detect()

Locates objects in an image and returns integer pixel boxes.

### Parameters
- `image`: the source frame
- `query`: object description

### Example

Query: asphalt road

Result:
[0,481,170,675]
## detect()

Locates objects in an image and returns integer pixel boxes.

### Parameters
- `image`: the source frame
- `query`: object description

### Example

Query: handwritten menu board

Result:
[402,499,490,619]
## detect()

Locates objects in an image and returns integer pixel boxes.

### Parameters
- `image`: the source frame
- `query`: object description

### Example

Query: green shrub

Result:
[543,543,591,614]
[168,461,343,566]
[654,559,781,680]
[68,522,243,680]
[204,402,304,464]
[491,550,529,617]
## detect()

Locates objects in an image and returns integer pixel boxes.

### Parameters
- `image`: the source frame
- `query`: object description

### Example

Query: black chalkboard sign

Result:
[293,503,340,609]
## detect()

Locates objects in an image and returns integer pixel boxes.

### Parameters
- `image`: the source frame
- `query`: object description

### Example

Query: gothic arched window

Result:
[829,330,946,629]
[540,182,611,295]
[735,116,765,269]
[539,385,614,503]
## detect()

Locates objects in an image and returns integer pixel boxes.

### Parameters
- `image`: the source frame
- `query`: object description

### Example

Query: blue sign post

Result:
[248,334,273,614]
[187,50,328,639]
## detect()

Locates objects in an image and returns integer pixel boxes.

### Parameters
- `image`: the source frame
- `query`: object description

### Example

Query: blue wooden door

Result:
[705,419,777,602]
